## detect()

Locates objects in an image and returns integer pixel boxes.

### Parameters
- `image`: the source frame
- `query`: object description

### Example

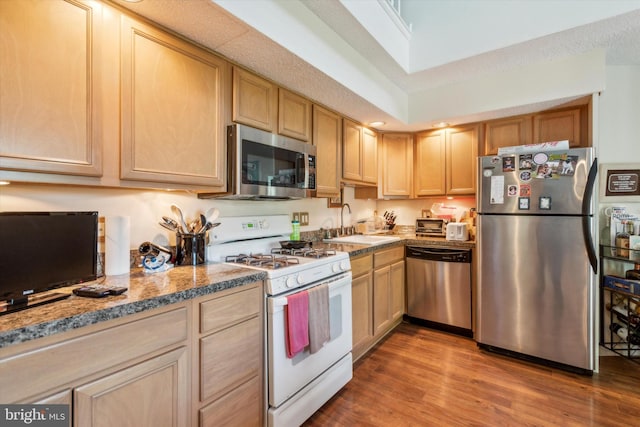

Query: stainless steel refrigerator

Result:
[476,147,598,373]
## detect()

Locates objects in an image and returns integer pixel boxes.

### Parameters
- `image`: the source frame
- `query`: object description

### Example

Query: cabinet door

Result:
[342,119,362,182]
[199,375,262,427]
[446,124,479,195]
[373,266,392,337]
[313,105,342,198]
[414,130,446,196]
[381,133,413,197]
[120,16,227,187]
[75,347,189,427]
[483,116,532,155]
[200,317,261,402]
[232,67,277,132]
[0,0,102,176]
[362,127,378,184]
[279,89,311,141]
[351,272,373,360]
[533,108,581,147]
[390,260,405,322]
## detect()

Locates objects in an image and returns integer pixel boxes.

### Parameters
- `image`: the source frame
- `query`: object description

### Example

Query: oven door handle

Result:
[269,272,352,310]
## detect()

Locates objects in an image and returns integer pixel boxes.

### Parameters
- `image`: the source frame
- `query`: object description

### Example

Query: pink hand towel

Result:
[308,283,330,354]
[285,290,309,358]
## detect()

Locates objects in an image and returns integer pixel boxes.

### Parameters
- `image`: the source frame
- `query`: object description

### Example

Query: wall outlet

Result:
[292,212,300,222]
[300,212,309,226]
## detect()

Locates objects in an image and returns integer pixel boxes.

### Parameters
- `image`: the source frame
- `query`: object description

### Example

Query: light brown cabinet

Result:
[350,253,374,361]
[533,108,581,146]
[0,282,265,427]
[279,89,312,142]
[312,105,342,198]
[414,124,479,196]
[482,105,588,155]
[232,67,278,133]
[380,133,413,198]
[342,119,378,185]
[75,347,189,427]
[196,283,263,427]
[0,0,103,177]
[483,117,532,156]
[351,246,404,361]
[120,15,228,188]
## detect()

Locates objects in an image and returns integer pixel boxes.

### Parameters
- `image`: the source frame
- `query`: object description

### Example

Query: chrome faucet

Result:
[340,203,351,235]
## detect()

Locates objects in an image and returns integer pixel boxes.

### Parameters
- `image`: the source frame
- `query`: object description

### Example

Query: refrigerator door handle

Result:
[582,158,598,274]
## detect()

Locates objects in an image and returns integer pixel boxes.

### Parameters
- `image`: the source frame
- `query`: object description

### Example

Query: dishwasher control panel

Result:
[405,246,471,263]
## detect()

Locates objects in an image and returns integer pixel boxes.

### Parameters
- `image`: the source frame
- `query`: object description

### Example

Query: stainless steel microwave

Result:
[215,124,317,200]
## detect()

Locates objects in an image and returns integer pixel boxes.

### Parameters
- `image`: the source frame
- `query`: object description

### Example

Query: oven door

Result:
[267,271,352,408]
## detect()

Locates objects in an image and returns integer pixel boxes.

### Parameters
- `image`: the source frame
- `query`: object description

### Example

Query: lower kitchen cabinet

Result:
[351,246,405,361]
[195,282,264,427]
[75,347,189,427]
[351,253,374,361]
[0,282,265,427]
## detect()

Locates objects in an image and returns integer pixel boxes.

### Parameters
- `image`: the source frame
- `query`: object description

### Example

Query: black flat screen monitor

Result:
[0,211,98,315]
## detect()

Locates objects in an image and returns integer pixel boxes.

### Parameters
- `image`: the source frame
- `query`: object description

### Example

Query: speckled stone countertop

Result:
[0,263,266,349]
[315,234,475,257]
[1,235,473,349]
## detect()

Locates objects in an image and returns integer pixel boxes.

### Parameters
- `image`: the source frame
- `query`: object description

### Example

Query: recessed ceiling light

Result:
[369,121,385,127]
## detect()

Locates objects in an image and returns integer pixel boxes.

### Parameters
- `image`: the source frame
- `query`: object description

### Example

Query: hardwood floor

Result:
[304,322,640,427]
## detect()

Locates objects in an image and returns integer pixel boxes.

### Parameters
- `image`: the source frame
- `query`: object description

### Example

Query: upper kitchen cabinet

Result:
[312,105,342,198]
[447,124,479,195]
[414,124,479,196]
[533,108,582,147]
[380,133,413,198]
[0,0,103,177]
[481,102,590,155]
[120,15,229,188]
[343,119,378,186]
[483,117,532,156]
[232,67,278,133]
[413,130,446,196]
[279,89,312,142]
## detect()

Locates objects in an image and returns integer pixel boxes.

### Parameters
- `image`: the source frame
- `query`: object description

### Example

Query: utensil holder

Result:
[176,233,205,265]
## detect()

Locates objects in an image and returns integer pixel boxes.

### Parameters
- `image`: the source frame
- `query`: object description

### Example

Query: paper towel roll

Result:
[105,216,131,276]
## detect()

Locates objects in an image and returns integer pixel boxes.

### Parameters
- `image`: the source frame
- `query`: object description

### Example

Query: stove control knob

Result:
[296,274,304,284]
[285,276,296,288]
[340,261,349,271]
[332,263,340,273]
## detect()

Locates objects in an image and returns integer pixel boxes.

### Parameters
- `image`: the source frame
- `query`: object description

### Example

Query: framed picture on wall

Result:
[328,188,343,208]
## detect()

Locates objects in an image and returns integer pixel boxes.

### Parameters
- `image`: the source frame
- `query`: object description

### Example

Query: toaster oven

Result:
[415,218,448,237]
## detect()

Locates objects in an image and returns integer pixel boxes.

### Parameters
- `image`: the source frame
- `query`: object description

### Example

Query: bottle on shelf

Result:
[606,302,640,328]
[626,263,640,280]
[615,221,632,258]
[610,322,640,345]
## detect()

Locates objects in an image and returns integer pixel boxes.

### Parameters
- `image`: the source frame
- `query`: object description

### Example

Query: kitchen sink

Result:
[323,234,401,246]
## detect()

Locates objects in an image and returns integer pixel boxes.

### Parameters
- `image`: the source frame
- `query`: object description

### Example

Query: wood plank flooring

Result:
[304,322,640,427]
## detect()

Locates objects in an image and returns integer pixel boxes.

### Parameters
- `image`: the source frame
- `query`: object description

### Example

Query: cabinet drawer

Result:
[374,246,404,268]
[351,254,373,277]
[200,316,261,402]
[200,376,262,427]
[1,306,188,403]
[200,284,261,334]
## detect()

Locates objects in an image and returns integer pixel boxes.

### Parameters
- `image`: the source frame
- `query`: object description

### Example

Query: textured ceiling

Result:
[109,0,640,131]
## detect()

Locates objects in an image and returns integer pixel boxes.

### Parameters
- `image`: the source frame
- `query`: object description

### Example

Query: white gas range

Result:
[206,215,353,427]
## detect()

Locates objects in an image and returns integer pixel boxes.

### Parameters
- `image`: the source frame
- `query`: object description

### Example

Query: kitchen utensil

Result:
[205,207,220,224]
[162,216,181,232]
[171,204,189,232]
[200,213,207,229]
[158,221,177,233]
[279,240,311,249]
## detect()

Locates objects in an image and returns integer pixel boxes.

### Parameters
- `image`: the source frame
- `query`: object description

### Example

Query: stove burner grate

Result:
[226,253,300,269]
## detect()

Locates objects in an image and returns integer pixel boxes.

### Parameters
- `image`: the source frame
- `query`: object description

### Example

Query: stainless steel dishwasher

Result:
[405,246,472,337]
